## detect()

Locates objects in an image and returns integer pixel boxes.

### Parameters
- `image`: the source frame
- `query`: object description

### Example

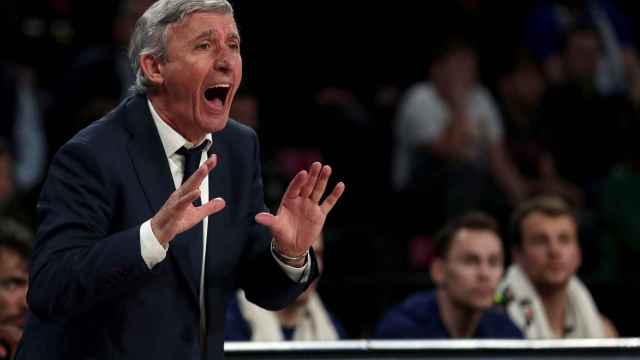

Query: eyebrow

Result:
[192,29,241,43]
[193,30,214,42]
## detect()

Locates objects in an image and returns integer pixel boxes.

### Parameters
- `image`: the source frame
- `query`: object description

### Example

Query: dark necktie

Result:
[176,140,211,351]
[175,140,210,290]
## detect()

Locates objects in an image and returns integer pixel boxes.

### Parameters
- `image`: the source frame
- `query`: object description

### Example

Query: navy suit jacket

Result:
[17,94,317,360]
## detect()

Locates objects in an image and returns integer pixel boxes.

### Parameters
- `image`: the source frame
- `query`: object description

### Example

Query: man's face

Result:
[566,30,601,82]
[153,12,242,139]
[0,249,28,328]
[515,212,581,290]
[433,229,504,311]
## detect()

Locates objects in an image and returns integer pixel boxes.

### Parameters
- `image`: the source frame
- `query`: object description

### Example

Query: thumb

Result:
[255,212,275,227]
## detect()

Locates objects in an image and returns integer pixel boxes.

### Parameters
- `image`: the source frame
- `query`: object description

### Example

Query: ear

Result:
[140,53,165,88]
[431,258,445,286]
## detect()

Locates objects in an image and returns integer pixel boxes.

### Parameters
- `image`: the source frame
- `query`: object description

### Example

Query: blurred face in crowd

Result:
[0,248,29,328]
[431,47,478,105]
[511,61,546,111]
[230,93,259,130]
[143,11,242,142]
[565,30,601,82]
[432,229,504,311]
[514,212,581,291]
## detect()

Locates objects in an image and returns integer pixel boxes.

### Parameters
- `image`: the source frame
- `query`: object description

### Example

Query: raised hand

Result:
[255,162,345,265]
[151,154,226,247]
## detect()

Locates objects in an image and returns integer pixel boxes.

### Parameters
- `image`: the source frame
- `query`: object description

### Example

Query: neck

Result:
[148,94,206,144]
[436,290,482,338]
[536,283,569,337]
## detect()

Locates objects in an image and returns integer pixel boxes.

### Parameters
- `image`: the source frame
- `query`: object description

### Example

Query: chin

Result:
[199,116,229,134]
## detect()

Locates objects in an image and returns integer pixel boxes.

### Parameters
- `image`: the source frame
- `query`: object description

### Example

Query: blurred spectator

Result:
[375,212,522,339]
[538,25,631,209]
[0,63,46,195]
[0,217,32,359]
[46,0,155,156]
[497,50,584,207]
[498,196,617,338]
[230,89,259,130]
[225,233,346,341]
[523,0,640,96]
[393,37,529,221]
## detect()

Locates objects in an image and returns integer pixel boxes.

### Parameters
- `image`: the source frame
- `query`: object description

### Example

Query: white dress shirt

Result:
[138,100,310,291]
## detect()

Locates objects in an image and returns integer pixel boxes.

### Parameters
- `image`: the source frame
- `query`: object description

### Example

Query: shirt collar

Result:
[147,99,213,158]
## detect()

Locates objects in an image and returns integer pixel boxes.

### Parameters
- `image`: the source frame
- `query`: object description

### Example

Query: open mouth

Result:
[204,84,230,109]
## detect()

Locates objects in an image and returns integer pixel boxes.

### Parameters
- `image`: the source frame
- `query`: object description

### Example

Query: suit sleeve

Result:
[27,138,151,321]
[236,129,318,311]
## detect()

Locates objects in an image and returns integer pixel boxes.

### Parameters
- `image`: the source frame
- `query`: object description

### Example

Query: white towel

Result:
[498,265,604,338]
[236,290,339,341]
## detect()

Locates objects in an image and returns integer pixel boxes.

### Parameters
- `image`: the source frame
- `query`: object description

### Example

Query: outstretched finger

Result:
[310,165,331,203]
[283,170,308,200]
[179,154,217,195]
[175,188,202,211]
[320,182,345,214]
[195,197,226,218]
[300,162,322,198]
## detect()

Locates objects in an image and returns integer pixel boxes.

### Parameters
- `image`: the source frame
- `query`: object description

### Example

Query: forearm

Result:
[238,229,317,311]
[28,225,150,321]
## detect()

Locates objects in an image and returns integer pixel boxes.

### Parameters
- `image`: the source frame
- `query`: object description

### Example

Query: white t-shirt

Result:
[392,82,504,190]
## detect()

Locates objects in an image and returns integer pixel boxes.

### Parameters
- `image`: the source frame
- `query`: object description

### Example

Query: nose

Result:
[214,48,232,74]
[548,239,562,258]
[477,262,491,281]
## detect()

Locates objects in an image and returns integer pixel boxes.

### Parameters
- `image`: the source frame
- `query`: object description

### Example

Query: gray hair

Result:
[129,0,234,94]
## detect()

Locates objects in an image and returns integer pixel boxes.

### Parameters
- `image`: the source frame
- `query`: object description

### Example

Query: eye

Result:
[229,41,240,51]
[196,42,211,50]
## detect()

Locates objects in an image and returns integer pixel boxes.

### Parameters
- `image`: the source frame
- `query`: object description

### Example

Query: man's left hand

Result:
[255,162,345,266]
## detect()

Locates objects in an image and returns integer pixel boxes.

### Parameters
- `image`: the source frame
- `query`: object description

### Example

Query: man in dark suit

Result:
[16,1,345,359]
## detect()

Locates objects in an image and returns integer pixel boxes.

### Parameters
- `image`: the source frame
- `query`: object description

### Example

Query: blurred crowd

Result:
[2,0,640,353]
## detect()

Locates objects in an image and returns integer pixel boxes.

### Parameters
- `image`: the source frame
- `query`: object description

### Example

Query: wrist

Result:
[150,217,170,247]
[271,240,308,267]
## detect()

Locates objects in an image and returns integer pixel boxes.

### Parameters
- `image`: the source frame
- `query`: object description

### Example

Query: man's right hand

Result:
[0,324,21,360]
[150,154,226,247]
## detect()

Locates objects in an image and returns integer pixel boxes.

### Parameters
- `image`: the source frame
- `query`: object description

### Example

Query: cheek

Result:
[0,294,9,310]
[451,266,476,286]
[234,57,243,80]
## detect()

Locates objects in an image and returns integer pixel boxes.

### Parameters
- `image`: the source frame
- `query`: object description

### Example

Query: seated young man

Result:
[498,196,617,338]
[375,212,522,339]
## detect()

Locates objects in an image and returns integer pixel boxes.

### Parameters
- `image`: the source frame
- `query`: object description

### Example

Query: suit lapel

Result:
[206,137,231,266]
[123,95,199,302]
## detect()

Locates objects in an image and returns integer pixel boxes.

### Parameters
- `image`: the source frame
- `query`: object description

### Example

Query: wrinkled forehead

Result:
[169,11,238,37]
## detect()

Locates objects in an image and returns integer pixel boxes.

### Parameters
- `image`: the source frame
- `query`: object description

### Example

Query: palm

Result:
[255,162,345,257]
[273,195,325,254]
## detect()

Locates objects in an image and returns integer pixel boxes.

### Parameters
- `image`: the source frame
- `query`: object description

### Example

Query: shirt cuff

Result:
[140,219,168,269]
[271,246,311,283]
